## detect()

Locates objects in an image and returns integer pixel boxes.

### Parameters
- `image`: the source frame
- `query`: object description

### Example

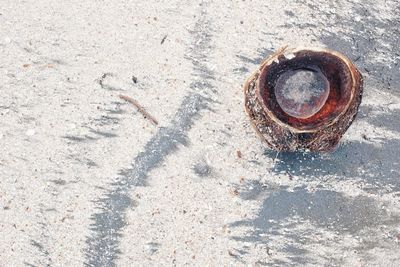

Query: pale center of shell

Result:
[274,68,330,119]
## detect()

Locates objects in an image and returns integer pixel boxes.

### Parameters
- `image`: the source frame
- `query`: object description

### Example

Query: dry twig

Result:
[119,94,158,125]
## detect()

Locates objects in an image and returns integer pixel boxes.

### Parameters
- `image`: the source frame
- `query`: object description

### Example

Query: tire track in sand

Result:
[84,2,216,266]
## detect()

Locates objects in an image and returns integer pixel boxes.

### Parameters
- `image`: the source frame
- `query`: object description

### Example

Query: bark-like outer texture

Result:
[244,47,363,152]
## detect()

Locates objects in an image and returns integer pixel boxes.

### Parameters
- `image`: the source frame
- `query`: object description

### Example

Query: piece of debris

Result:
[151,208,161,216]
[98,73,114,89]
[132,75,138,84]
[230,188,239,196]
[236,149,242,158]
[161,35,168,44]
[266,247,272,256]
[119,94,158,125]
[222,225,231,234]
[361,134,369,140]
[228,250,237,257]
[286,171,293,181]
[60,214,73,222]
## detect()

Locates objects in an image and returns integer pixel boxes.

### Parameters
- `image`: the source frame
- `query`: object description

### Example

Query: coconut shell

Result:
[244,47,363,152]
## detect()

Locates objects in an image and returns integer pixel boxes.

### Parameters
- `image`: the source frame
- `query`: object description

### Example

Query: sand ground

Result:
[1,0,400,266]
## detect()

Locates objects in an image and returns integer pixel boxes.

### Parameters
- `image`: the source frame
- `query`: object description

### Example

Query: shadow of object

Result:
[231,185,399,266]
[231,0,400,265]
[264,105,400,192]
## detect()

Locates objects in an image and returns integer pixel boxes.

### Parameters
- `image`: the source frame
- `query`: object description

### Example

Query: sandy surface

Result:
[1,0,400,266]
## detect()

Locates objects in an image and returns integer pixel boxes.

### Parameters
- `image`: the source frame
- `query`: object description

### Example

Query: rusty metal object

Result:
[244,47,363,152]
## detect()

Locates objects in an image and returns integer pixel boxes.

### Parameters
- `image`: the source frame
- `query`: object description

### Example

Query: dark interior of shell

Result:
[258,50,354,131]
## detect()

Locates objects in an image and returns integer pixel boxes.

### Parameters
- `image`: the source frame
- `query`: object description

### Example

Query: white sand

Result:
[1,0,399,266]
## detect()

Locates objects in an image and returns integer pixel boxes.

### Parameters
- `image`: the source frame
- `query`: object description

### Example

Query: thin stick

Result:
[161,34,168,44]
[119,94,158,125]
